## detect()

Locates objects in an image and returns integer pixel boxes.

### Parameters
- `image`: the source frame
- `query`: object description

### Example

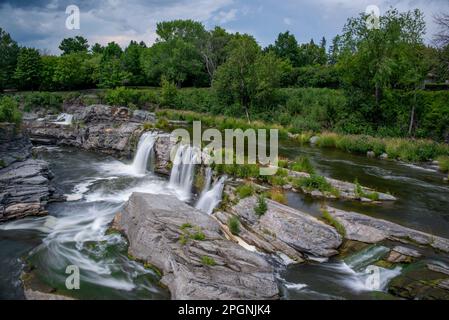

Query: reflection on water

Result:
[279,140,449,238]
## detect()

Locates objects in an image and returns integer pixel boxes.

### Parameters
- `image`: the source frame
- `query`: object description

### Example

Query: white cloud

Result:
[283,17,292,25]
[213,9,238,24]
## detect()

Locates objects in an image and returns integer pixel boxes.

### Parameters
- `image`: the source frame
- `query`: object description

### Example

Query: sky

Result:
[0,0,448,54]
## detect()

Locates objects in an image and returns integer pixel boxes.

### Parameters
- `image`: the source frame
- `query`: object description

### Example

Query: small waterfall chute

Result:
[169,144,201,199]
[195,176,226,214]
[131,132,157,175]
[53,113,73,125]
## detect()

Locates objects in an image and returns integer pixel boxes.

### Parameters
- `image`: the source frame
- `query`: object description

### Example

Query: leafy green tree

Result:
[338,9,427,132]
[13,47,42,90]
[213,34,288,121]
[198,26,233,84]
[156,19,206,42]
[0,28,19,91]
[297,39,327,66]
[123,41,145,85]
[266,31,300,67]
[40,55,59,90]
[53,52,91,89]
[98,42,130,88]
[91,43,104,54]
[0,96,21,124]
[59,36,89,55]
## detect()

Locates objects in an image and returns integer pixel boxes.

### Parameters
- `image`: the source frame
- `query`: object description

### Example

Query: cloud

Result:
[0,0,446,52]
[283,17,292,25]
[213,9,238,24]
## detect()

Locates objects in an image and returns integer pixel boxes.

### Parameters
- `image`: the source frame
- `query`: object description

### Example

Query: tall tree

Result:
[122,41,145,85]
[59,36,89,55]
[13,47,42,90]
[434,13,449,47]
[0,28,19,91]
[267,31,300,67]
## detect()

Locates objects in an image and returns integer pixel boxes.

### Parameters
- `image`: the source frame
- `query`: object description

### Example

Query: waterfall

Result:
[53,113,73,125]
[131,132,157,175]
[169,144,200,198]
[196,176,226,214]
[201,167,213,197]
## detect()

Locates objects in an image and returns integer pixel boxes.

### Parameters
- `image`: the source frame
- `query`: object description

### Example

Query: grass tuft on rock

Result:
[201,255,216,266]
[254,195,268,217]
[227,216,240,235]
[322,210,346,237]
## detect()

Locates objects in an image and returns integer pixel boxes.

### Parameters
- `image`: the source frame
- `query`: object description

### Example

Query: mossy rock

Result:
[388,262,449,300]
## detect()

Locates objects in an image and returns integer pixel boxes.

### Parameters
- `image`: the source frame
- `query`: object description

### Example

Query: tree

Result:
[59,36,89,55]
[297,39,327,67]
[98,42,129,88]
[338,8,427,133]
[53,52,91,89]
[213,34,288,121]
[156,19,206,42]
[267,31,300,67]
[0,28,19,91]
[40,55,59,90]
[198,26,233,84]
[123,41,145,85]
[434,13,449,47]
[91,43,104,54]
[13,47,42,90]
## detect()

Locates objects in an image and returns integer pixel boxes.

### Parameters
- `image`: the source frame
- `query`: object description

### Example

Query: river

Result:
[0,138,448,300]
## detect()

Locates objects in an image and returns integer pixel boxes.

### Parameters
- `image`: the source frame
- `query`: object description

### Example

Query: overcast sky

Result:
[0,0,447,54]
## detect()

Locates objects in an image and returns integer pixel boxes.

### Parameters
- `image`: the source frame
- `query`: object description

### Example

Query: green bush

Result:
[235,183,255,199]
[0,96,21,124]
[290,156,315,174]
[227,216,240,235]
[201,255,216,266]
[267,188,287,204]
[254,195,268,217]
[294,174,334,194]
[437,156,449,173]
[22,92,63,112]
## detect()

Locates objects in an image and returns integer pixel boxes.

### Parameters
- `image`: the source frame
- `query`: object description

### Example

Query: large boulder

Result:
[215,196,342,260]
[112,193,279,300]
[326,207,449,253]
[0,125,63,223]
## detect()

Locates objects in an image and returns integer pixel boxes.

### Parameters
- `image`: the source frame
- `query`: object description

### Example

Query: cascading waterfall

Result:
[195,176,226,214]
[169,144,200,198]
[53,113,73,125]
[201,167,213,197]
[131,132,157,175]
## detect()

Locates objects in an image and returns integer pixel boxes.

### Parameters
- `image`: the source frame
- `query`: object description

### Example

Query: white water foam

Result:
[195,176,226,214]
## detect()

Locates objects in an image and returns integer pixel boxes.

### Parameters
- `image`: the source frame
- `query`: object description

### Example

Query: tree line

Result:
[1,9,449,139]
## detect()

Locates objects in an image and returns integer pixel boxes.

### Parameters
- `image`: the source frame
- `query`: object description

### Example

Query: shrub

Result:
[22,92,63,112]
[235,183,255,199]
[269,175,287,187]
[316,132,338,148]
[278,159,289,168]
[294,174,335,194]
[155,117,170,130]
[160,77,178,107]
[227,216,240,235]
[201,255,216,266]
[254,195,268,217]
[0,96,21,124]
[267,188,287,204]
[290,156,315,174]
[437,156,449,173]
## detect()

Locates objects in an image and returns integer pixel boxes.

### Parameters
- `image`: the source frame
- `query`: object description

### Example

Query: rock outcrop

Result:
[24,105,156,158]
[112,192,279,300]
[327,207,449,253]
[215,196,342,261]
[0,124,63,223]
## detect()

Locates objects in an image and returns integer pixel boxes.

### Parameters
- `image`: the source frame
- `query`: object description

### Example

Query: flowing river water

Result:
[1,137,449,300]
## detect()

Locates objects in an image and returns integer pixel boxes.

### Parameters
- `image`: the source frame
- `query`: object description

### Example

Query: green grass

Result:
[322,210,346,237]
[294,174,332,192]
[267,188,287,204]
[235,183,255,199]
[290,156,315,174]
[201,255,216,266]
[254,195,268,217]
[316,132,338,148]
[227,216,240,235]
[437,156,449,173]
[354,179,379,201]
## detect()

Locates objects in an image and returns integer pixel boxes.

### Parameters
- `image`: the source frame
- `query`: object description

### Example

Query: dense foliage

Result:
[0,8,448,142]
